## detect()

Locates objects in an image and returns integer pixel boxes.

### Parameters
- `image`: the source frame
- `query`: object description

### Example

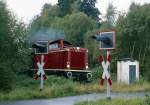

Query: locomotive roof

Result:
[49,39,72,45]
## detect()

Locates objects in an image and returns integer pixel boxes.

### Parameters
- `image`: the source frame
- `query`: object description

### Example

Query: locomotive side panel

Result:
[43,50,69,70]
[70,51,85,70]
[58,51,68,69]
[45,51,60,69]
[69,48,88,70]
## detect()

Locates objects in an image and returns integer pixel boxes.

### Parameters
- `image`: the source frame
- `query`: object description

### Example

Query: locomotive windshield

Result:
[32,41,48,54]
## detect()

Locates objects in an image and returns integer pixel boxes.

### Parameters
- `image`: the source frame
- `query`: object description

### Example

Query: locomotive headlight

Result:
[77,47,80,50]
[67,62,70,69]
[67,64,70,68]
[86,65,88,69]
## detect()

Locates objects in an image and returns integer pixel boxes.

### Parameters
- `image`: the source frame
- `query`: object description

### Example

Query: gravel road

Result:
[0,92,149,105]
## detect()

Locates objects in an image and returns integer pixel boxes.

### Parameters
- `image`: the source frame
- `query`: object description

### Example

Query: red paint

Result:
[107,54,111,62]
[100,79,104,86]
[99,78,112,86]
[108,78,112,86]
[99,55,104,64]
[43,74,47,80]
[34,74,38,80]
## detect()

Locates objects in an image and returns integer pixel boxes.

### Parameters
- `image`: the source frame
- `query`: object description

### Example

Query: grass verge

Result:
[75,96,150,105]
[76,98,144,105]
[0,75,150,101]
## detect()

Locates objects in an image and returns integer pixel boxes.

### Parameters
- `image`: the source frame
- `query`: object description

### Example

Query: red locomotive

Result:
[31,39,92,81]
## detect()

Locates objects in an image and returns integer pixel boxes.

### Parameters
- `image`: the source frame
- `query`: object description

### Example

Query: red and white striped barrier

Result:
[99,51,112,86]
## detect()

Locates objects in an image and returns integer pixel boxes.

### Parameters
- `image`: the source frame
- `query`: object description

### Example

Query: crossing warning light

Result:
[91,31,116,50]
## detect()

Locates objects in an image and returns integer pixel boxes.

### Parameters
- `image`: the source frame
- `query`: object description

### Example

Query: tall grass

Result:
[112,82,150,92]
[0,75,150,101]
[0,75,100,101]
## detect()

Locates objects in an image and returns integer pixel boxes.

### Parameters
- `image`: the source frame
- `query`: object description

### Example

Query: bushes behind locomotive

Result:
[92,66,103,81]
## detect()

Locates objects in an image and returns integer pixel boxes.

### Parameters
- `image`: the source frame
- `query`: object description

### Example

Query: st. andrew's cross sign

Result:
[92,30,116,99]
[34,55,47,91]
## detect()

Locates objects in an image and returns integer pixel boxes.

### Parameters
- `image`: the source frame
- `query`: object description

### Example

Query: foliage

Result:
[50,12,97,46]
[57,0,100,22]
[41,4,60,26]
[80,0,100,22]
[70,0,81,12]
[0,1,28,92]
[100,3,116,30]
[92,66,103,80]
[84,29,100,67]
[105,3,116,26]
[144,95,150,105]
[28,0,101,43]
[0,66,15,92]
[57,0,72,16]
[0,1,15,92]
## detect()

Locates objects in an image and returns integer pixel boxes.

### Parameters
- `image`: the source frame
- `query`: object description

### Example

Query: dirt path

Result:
[1,92,150,105]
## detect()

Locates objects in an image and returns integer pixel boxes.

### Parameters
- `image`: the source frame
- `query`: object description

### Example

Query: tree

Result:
[41,4,60,26]
[106,3,116,26]
[58,0,72,16]
[70,0,82,12]
[28,0,101,35]
[0,1,28,91]
[0,1,15,91]
[80,0,100,22]
[50,12,97,46]
[100,3,116,30]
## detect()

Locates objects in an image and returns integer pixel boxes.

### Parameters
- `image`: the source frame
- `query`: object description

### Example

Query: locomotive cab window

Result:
[49,43,58,49]
[33,41,48,54]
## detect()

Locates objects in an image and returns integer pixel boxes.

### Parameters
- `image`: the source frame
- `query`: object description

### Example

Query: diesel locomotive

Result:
[31,39,92,81]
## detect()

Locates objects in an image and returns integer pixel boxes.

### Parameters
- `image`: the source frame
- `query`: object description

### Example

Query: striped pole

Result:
[34,55,47,91]
[99,51,112,86]
[99,50,112,99]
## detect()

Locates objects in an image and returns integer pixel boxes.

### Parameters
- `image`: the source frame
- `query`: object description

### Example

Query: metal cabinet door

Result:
[129,65,136,84]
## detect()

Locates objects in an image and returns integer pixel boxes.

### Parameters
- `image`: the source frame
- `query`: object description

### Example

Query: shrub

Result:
[143,95,150,105]
[0,65,15,92]
[92,66,103,80]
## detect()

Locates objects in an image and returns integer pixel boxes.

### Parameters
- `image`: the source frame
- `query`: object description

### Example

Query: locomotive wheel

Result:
[66,71,73,79]
[86,72,92,82]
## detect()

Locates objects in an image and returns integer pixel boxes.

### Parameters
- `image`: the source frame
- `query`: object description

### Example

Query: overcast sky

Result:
[6,0,150,24]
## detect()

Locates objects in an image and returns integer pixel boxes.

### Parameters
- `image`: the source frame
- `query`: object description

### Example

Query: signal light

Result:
[91,31,116,50]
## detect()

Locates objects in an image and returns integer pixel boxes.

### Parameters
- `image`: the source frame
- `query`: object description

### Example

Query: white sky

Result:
[6,0,150,24]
